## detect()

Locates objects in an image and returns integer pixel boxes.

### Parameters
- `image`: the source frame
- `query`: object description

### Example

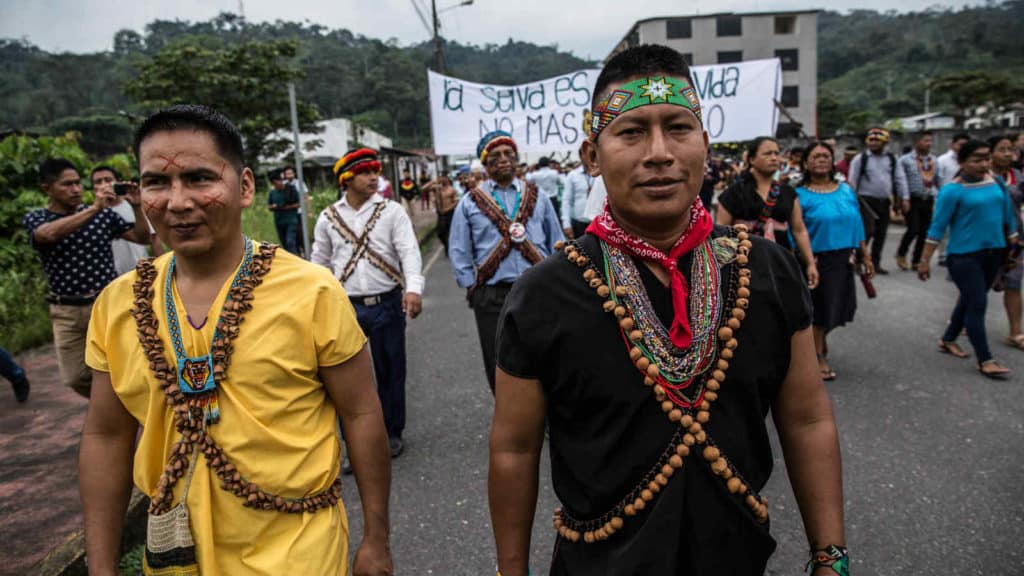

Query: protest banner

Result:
[427,58,783,155]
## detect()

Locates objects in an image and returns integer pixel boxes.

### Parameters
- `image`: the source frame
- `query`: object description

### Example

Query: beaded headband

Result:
[866,128,890,143]
[334,148,381,184]
[588,76,702,140]
[477,130,518,163]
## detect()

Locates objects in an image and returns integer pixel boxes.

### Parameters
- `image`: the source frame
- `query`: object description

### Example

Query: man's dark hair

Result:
[952,132,970,144]
[538,157,550,168]
[284,165,296,173]
[268,168,284,181]
[957,139,989,164]
[788,146,805,159]
[987,133,1011,147]
[90,165,120,182]
[133,104,245,170]
[593,44,694,106]
[39,158,78,185]
[914,131,933,141]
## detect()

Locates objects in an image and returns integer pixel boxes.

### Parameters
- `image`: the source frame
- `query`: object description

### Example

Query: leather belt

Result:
[46,293,98,306]
[349,287,401,307]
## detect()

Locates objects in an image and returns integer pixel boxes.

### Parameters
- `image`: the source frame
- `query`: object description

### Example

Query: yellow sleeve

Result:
[85,287,111,373]
[313,280,367,367]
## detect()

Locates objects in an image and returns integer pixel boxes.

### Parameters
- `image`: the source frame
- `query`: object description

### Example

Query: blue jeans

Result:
[0,347,26,385]
[275,220,299,254]
[352,290,407,439]
[943,250,1002,363]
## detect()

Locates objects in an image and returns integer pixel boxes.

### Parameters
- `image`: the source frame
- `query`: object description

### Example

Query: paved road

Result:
[342,230,1024,575]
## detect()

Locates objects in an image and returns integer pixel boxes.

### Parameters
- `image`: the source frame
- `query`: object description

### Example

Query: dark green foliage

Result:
[0,134,92,353]
[817,1,1024,133]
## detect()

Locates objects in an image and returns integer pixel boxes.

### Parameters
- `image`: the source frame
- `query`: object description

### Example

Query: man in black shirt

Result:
[23,158,149,396]
[489,45,847,576]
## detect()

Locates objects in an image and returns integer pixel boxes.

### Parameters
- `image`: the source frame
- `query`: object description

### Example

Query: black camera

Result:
[113,182,130,196]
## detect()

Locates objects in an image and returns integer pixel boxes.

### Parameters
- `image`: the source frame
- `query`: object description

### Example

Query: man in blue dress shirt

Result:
[449,131,564,392]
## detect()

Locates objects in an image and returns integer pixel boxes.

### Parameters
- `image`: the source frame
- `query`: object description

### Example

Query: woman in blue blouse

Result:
[796,142,873,380]
[919,140,1019,378]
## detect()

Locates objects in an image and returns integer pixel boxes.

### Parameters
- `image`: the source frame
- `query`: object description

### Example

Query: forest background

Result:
[2,1,1024,353]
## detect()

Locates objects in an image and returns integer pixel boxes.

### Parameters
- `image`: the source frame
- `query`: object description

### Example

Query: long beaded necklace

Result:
[600,239,721,407]
[132,241,342,516]
[552,225,768,545]
[164,236,254,425]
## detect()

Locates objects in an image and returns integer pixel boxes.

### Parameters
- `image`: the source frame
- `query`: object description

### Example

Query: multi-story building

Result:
[608,10,818,138]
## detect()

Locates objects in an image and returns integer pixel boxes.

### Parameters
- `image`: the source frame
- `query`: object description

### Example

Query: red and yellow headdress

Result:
[334,148,381,185]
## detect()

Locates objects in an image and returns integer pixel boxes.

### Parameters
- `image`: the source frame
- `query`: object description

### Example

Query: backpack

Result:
[854,152,897,195]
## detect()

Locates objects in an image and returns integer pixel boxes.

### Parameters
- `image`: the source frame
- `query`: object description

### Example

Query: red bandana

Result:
[586,198,715,349]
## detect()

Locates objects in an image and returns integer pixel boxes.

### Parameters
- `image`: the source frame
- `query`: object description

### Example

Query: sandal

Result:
[978,359,1011,379]
[938,340,969,358]
[816,354,837,381]
[1004,334,1024,350]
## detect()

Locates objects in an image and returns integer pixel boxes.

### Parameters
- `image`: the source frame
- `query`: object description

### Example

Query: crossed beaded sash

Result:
[552,225,768,544]
[131,242,342,516]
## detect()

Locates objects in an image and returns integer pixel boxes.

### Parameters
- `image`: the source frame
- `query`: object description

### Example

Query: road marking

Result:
[423,243,444,276]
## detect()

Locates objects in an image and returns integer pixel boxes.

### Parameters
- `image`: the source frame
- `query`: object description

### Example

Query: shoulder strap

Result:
[325,203,404,287]
[855,153,867,190]
[468,186,544,288]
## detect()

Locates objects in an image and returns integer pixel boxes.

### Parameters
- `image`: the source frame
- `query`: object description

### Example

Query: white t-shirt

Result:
[109,200,150,276]
[583,176,607,220]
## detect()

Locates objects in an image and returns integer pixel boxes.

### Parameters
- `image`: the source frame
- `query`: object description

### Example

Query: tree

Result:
[124,39,321,167]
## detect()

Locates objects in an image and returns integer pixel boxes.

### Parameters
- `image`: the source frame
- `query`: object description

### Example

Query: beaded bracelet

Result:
[806,545,849,575]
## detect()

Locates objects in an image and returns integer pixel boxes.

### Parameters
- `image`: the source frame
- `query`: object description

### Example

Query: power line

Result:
[409,0,432,36]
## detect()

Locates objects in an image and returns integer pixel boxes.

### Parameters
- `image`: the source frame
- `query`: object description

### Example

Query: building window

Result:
[682,53,694,65]
[775,15,796,34]
[776,49,799,71]
[666,18,692,39]
[716,15,742,37]
[718,50,743,64]
[781,86,800,107]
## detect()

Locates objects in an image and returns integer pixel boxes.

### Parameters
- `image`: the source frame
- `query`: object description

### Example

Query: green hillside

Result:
[1,2,1022,152]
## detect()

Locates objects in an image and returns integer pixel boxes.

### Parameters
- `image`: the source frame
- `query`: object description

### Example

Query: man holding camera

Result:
[90,165,163,275]
[23,158,150,397]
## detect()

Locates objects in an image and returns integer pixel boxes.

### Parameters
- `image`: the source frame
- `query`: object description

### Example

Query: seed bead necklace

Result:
[132,240,342,516]
[552,225,769,545]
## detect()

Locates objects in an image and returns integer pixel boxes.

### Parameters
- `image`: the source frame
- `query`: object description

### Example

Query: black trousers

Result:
[352,289,407,439]
[470,282,513,393]
[437,210,454,255]
[861,196,891,267]
[897,196,934,265]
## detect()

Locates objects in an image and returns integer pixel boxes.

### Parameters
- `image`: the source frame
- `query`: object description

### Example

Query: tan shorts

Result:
[49,303,93,397]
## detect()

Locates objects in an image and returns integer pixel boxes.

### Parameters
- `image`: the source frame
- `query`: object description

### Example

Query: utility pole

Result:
[288,82,312,258]
[432,0,443,73]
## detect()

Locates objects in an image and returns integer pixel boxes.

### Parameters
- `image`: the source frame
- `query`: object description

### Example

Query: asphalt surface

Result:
[341,229,1024,576]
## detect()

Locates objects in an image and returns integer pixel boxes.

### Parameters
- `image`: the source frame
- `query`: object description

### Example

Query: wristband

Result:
[806,544,849,575]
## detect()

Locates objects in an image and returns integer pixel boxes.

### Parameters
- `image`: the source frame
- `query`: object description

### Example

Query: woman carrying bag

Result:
[918,139,1019,378]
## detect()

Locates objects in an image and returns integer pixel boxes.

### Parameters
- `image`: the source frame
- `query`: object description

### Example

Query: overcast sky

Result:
[2,0,986,60]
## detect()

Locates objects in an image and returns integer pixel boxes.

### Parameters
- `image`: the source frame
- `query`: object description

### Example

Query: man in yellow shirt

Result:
[80,104,393,576]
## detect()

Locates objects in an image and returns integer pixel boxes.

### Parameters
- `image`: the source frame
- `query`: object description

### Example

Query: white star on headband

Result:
[640,77,674,102]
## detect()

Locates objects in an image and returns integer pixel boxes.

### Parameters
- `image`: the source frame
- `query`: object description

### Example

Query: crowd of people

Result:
[5,40,1024,576]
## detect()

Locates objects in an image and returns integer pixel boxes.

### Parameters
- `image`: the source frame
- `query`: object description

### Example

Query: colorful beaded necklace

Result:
[164,236,254,425]
[600,239,721,407]
[132,241,342,516]
[552,225,769,545]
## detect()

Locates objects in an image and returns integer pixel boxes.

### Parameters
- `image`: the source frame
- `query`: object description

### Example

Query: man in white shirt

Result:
[89,166,162,275]
[525,157,565,216]
[936,132,969,188]
[312,148,424,460]
[562,158,593,239]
